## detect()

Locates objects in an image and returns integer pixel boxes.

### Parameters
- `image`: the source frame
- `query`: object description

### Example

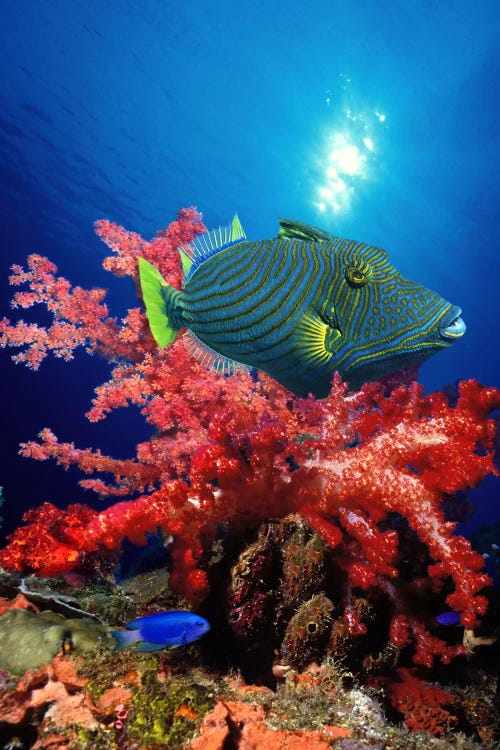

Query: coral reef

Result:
[189,697,351,750]
[0,209,499,748]
[384,667,457,735]
[0,209,499,672]
[0,584,498,749]
[0,651,134,747]
[1,375,498,667]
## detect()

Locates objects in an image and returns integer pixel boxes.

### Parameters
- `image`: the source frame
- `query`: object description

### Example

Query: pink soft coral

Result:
[0,208,499,667]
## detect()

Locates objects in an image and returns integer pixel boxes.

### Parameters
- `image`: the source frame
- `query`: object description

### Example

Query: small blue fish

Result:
[436,611,461,626]
[110,611,210,652]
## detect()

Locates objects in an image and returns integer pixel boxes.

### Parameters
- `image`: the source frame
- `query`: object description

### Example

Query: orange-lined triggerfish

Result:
[138,216,466,397]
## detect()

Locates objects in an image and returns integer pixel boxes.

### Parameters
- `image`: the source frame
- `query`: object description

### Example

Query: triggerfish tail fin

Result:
[110,628,139,650]
[138,257,184,348]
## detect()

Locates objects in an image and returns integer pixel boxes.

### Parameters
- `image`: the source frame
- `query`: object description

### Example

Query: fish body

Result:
[111,610,210,652]
[435,611,462,626]
[139,216,466,397]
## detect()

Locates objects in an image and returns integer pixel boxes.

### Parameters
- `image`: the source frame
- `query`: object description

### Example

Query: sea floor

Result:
[0,569,499,750]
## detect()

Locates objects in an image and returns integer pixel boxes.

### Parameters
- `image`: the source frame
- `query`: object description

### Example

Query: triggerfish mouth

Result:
[138,216,466,397]
[111,611,210,652]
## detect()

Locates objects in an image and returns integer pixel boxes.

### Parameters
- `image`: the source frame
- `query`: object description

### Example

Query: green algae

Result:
[127,672,215,748]
[71,727,119,750]
[72,647,215,748]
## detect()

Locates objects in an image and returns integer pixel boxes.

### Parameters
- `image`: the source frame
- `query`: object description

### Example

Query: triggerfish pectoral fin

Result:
[183,330,248,376]
[138,257,180,348]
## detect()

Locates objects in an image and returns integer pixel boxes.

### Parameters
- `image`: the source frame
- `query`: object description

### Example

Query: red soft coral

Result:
[1,208,499,666]
[386,667,456,735]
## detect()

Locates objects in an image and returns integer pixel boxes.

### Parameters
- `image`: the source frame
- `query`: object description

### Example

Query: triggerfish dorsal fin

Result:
[278,217,333,242]
[179,247,193,279]
[182,330,249,376]
[181,214,246,283]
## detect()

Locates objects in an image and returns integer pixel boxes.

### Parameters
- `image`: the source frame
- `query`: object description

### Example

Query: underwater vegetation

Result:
[0,208,499,748]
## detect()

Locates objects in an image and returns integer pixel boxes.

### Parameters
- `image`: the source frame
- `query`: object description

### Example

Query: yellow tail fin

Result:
[138,258,178,348]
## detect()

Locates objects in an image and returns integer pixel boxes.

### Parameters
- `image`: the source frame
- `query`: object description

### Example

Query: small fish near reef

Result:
[110,611,210,652]
[139,216,466,397]
[436,611,462,626]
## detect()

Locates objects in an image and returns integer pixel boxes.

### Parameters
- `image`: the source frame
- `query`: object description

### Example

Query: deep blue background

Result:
[1,1,499,539]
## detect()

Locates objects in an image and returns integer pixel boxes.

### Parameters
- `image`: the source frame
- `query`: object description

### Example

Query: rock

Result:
[0,609,114,674]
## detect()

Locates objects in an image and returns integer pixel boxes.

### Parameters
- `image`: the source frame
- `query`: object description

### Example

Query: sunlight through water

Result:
[315,75,387,214]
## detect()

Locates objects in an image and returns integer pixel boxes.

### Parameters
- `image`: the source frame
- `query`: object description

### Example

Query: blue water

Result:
[0,1,499,537]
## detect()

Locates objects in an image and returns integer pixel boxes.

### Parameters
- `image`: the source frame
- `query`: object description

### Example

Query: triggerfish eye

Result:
[344,262,372,287]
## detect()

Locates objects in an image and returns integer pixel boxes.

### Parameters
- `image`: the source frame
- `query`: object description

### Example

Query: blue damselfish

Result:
[435,611,462,626]
[111,611,210,652]
[138,216,466,397]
